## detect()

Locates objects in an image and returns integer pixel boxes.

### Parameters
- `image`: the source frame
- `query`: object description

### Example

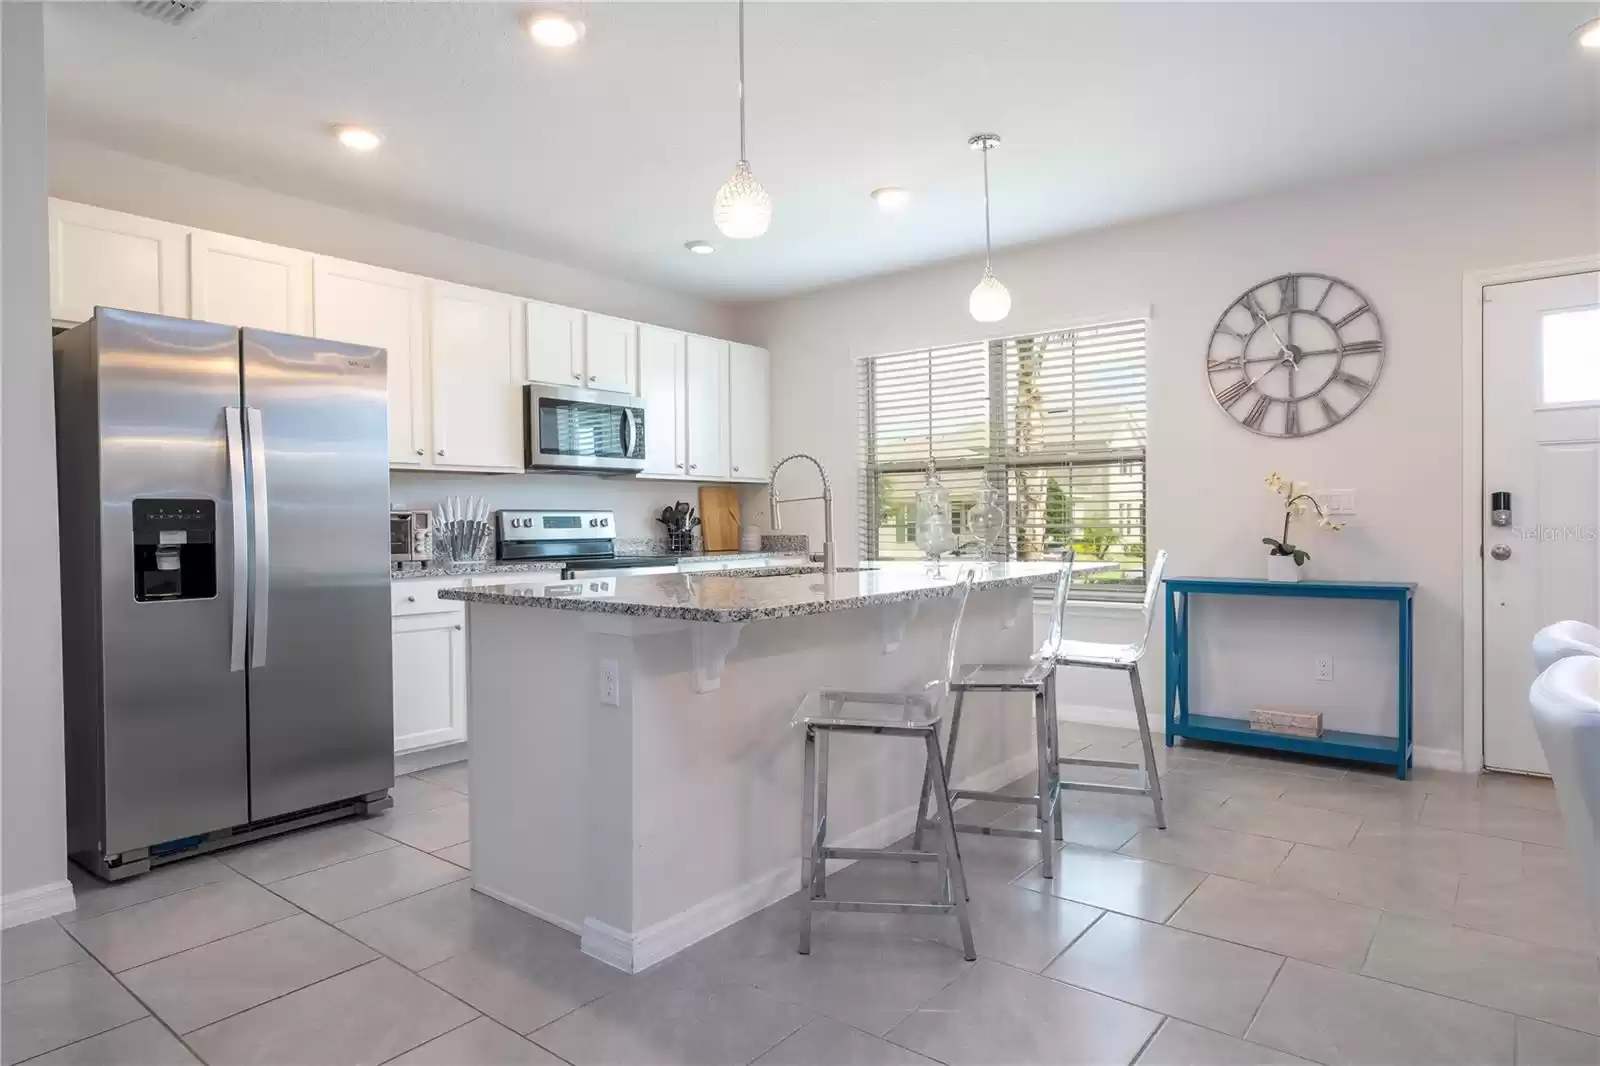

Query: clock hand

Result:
[1244,295,1292,355]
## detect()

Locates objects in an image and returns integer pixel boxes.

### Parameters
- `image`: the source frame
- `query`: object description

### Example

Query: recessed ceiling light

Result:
[335,126,382,152]
[871,186,912,212]
[528,12,584,49]
[1580,19,1600,50]
[684,240,714,255]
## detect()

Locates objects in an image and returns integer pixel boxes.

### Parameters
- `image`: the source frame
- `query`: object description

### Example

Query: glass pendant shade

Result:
[713,161,772,239]
[969,267,1012,323]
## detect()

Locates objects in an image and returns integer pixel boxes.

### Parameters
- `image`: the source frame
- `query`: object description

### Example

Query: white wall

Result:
[742,133,1600,764]
[2,1,72,925]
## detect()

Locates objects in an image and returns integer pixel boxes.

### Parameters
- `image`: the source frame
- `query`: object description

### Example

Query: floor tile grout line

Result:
[8,1014,170,1066]
[90,954,211,1066]
[1127,1014,1169,1065]
[1,954,91,988]
[57,894,297,978]
[1240,953,1289,1042]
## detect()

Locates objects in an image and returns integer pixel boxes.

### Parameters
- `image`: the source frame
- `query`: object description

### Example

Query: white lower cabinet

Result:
[392,607,468,754]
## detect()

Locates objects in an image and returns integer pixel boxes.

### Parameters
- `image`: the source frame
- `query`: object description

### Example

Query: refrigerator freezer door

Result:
[241,329,393,819]
[90,309,251,853]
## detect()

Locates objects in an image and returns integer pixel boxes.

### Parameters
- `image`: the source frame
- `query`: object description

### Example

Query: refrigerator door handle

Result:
[245,407,270,669]
[225,407,248,672]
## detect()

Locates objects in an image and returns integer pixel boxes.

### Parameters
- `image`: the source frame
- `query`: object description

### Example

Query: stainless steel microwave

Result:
[524,384,646,474]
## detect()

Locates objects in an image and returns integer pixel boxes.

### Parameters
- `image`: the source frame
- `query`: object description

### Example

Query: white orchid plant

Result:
[1263,472,1344,566]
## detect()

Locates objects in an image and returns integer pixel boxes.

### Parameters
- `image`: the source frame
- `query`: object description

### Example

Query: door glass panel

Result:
[536,398,639,458]
[1541,307,1600,404]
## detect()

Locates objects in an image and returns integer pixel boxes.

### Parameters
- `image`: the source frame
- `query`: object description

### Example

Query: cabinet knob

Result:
[406,595,416,603]
[690,463,698,471]
[437,449,446,456]
[415,448,424,456]
[732,465,740,473]
[587,375,596,383]
[455,623,463,631]
[572,373,581,381]
[676,462,684,470]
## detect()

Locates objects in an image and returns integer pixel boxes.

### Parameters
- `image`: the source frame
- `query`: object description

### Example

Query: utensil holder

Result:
[666,529,695,554]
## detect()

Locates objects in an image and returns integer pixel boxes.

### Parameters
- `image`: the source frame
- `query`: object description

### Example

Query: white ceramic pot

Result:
[1266,553,1304,582]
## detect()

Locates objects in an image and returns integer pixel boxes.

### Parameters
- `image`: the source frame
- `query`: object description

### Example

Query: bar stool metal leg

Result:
[912,689,964,853]
[1128,662,1166,829]
[815,729,831,895]
[923,731,976,961]
[1046,669,1064,842]
[800,724,817,954]
[1033,686,1054,875]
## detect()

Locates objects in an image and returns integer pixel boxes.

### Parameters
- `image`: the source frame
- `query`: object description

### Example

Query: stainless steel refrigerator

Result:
[55,308,394,880]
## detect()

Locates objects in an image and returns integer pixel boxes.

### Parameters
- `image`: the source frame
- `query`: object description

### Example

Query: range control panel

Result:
[497,509,614,542]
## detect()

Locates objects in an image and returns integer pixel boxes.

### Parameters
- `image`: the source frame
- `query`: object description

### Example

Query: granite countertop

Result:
[392,547,809,581]
[438,560,1106,623]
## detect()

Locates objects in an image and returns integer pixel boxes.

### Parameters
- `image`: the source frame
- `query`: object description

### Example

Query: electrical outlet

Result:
[599,659,620,706]
[1315,655,1334,682]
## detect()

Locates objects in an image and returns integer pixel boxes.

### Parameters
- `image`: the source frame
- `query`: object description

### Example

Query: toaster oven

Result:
[390,510,433,569]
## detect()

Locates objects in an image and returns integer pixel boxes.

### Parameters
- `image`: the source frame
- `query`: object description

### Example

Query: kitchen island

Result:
[440,561,1077,972]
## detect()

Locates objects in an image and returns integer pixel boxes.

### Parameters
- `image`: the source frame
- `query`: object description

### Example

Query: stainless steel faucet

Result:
[768,453,835,576]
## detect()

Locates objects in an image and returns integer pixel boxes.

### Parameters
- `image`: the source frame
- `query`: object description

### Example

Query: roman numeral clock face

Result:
[1207,273,1385,437]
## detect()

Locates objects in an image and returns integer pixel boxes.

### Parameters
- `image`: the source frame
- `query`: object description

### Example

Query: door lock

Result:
[1490,544,1512,561]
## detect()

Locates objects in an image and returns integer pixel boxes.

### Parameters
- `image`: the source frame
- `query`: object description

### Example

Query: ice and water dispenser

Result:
[131,499,217,602]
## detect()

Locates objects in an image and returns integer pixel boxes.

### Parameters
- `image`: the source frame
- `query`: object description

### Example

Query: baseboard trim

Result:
[395,741,469,777]
[1058,702,1165,735]
[2,879,76,929]
[1413,746,1463,772]
[577,750,1039,974]
[471,880,583,937]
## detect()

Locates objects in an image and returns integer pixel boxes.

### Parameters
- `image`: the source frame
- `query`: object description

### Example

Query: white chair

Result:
[793,570,977,960]
[1527,654,1600,936]
[1532,620,1600,673]
[913,551,1076,877]
[1049,548,1170,828]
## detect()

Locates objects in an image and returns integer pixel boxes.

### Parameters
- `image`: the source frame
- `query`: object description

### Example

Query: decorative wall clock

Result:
[1206,273,1385,437]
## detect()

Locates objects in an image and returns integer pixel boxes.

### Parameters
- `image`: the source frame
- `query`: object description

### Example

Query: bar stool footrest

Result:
[1060,780,1154,797]
[809,899,960,916]
[951,788,1038,805]
[821,846,940,863]
[1059,756,1141,770]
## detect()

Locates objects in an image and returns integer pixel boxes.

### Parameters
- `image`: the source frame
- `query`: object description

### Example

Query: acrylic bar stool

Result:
[793,570,977,960]
[912,551,1076,876]
[1533,620,1600,673]
[1049,548,1170,828]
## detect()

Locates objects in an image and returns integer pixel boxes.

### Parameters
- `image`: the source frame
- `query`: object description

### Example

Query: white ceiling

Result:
[44,2,1600,302]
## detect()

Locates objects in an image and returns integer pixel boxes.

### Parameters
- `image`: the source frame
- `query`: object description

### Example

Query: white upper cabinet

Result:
[313,257,430,468]
[429,281,526,472]
[190,230,313,333]
[638,326,686,477]
[728,343,771,481]
[525,300,585,388]
[584,314,639,394]
[685,335,730,480]
[48,199,189,325]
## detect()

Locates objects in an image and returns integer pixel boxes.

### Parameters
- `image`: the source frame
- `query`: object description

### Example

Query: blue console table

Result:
[1163,577,1416,779]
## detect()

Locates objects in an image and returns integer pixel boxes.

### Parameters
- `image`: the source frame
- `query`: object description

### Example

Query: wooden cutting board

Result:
[698,485,742,552]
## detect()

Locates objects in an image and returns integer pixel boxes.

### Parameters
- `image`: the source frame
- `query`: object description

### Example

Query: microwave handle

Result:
[620,408,637,458]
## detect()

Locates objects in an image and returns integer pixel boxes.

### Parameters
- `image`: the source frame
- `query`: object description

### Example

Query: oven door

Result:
[524,384,646,473]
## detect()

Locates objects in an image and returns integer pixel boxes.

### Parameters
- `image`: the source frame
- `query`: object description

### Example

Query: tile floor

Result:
[3,731,1598,1066]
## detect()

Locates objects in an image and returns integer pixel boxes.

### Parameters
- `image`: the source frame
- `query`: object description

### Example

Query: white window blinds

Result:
[859,318,1147,600]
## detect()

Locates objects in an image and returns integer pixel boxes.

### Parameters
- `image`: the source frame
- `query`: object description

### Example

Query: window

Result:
[1541,307,1600,406]
[858,318,1147,600]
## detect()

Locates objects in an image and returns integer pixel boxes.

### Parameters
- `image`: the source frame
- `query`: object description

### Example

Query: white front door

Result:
[1483,269,1600,774]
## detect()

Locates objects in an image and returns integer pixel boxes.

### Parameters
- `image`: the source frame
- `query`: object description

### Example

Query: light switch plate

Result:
[1322,490,1357,517]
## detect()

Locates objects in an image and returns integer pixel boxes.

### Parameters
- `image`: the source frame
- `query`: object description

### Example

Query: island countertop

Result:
[437,559,1110,623]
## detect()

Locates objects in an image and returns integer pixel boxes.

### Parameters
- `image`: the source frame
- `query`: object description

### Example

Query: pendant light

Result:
[713,0,772,239]
[968,133,1011,323]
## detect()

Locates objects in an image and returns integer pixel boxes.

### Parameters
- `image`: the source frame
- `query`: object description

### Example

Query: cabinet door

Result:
[49,200,189,325]
[190,230,313,333]
[638,325,686,477]
[392,612,468,753]
[526,300,585,387]
[728,343,771,480]
[685,335,730,480]
[313,257,429,467]
[584,314,639,394]
[429,281,526,471]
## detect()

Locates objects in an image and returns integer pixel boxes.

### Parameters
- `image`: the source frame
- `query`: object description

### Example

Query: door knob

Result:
[1490,544,1512,561]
